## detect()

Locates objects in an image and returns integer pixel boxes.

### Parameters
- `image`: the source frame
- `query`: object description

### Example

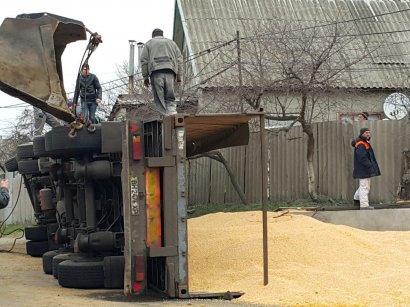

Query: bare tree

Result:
[262,21,370,200]
[0,107,33,165]
[193,17,372,201]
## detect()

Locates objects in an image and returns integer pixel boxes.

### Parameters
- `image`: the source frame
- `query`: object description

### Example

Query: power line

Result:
[0,104,27,109]
[66,7,410,97]
[4,5,410,116]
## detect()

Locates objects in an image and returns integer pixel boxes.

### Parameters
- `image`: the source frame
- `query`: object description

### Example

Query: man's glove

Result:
[144,79,150,87]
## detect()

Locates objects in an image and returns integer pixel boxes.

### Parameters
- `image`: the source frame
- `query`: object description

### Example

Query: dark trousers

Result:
[81,100,98,123]
[150,70,177,115]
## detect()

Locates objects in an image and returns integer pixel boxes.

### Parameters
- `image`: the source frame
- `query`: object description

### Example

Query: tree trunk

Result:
[305,126,318,201]
[188,151,249,205]
[299,94,318,202]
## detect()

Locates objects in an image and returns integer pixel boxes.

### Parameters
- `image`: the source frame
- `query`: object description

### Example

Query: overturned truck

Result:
[0,13,260,298]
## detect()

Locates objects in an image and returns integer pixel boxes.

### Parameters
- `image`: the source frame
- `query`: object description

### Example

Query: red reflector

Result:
[130,123,139,133]
[135,255,144,281]
[133,281,143,294]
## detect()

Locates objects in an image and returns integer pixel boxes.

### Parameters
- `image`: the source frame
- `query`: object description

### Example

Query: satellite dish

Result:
[383,93,410,120]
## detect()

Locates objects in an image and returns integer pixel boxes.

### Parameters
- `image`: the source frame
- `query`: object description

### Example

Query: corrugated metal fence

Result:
[189,120,410,204]
[3,119,408,223]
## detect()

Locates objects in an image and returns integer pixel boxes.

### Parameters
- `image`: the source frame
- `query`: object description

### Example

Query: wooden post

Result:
[260,113,268,285]
[237,31,243,113]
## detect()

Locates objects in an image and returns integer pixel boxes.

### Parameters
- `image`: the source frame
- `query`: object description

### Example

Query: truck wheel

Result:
[45,131,53,152]
[16,143,36,160]
[58,258,104,289]
[43,132,60,158]
[25,225,48,241]
[50,125,102,153]
[104,256,124,289]
[42,250,59,274]
[4,156,18,172]
[52,253,83,279]
[33,135,47,157]
[26,240,49,257]
[18,160,40,175]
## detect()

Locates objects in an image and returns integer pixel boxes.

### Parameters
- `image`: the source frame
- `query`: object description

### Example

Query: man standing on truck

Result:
[73,63,102,125]
[141,28,183,116]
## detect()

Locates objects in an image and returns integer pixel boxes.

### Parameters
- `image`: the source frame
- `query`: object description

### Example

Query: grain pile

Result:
[188,211,410,306]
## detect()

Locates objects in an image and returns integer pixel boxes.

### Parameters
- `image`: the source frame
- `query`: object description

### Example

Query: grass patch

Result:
[0,224,25,237]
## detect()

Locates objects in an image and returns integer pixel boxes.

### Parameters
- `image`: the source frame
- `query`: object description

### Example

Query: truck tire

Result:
[58,258,104,289]
[16,143,35,160]
[50,125,102,154]
[45,131,53,152]
[52,253,83,279]
[43,132,60,158]
[18,160,40,175]
[42,250,59,274]
[26,240,49,257]
[33,135,47,157]
[25,225,48,241]
[104,256,124,289]
[4,157,18,172]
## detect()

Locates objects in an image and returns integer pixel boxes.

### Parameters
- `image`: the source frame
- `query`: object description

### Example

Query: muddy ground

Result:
[0,237,253,307]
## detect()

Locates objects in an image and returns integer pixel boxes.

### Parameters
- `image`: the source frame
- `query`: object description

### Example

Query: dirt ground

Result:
[0,237,252,307]
[7,211,410,306]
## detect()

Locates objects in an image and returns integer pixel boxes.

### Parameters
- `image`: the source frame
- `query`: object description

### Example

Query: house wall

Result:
[197,89,394,121]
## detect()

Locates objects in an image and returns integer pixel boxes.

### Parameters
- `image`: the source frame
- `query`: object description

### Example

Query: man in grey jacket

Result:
[141,28,183,116]
[33,107,61,136]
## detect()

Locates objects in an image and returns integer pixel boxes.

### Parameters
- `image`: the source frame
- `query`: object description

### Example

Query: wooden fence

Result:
[188,119,410,204]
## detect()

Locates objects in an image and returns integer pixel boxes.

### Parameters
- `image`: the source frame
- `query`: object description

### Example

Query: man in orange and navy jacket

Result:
[352,127,381,209]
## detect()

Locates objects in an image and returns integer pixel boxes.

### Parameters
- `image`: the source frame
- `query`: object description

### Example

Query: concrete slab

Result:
[300,208,410,231]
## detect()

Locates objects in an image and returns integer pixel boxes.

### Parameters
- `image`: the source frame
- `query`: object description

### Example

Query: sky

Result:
[0,0,176,135]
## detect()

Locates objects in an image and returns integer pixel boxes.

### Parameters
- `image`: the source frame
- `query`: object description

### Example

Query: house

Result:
[172,0,410,121]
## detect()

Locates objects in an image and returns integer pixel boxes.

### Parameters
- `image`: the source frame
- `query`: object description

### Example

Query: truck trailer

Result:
[0,12,263,299]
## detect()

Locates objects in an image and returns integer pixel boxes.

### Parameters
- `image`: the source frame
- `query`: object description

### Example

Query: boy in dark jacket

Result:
[352,128,381,209]
[73,63,102,124]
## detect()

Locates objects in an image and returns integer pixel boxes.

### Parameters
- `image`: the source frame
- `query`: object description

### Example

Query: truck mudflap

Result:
[0,13,87,122]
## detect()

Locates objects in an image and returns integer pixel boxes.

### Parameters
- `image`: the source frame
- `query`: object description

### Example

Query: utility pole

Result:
[237,31,243,113]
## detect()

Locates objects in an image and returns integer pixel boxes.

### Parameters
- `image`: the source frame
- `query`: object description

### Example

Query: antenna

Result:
[383,93,410,120]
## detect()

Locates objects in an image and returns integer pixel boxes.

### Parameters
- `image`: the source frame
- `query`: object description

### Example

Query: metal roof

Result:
[175,0,410,89]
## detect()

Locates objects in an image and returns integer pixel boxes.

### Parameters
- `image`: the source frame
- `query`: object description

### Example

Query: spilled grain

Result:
[188,211,410,306]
